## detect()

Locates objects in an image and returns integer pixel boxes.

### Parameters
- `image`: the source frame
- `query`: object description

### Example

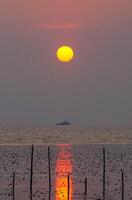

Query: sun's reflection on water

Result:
[55,144,73,200]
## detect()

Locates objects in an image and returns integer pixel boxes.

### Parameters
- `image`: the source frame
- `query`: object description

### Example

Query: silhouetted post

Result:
[12,172,15,200]
[103,148,106,200]
[48,147,51,200]
[30,144,34,200]
[67,173,70,200]
[121,170,124,200]
[84,178,87,199]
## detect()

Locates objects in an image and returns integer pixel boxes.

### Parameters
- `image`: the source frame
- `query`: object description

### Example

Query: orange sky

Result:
[0,0,131,29]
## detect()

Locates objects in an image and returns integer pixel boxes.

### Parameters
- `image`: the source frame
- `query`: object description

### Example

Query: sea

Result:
[0,124,132,200]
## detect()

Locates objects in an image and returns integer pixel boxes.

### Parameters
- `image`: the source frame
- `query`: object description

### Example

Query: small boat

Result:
[56,121,71,126]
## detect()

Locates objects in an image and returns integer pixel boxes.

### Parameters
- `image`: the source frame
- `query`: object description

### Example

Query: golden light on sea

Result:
[55,145,73,200]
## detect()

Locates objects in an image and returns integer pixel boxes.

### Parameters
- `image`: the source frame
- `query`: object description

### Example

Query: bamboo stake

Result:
[48,147,51,200]
[103,148,106,200]
[30,144,34,200]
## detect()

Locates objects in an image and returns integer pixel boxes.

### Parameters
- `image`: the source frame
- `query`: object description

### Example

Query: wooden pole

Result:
[30,144,34,200]
[84,177,87,199]
[121,170,124,200]
[12,172,15,200]
[67,173,70,200]
[48,147,51,200]
[103,148,106,200]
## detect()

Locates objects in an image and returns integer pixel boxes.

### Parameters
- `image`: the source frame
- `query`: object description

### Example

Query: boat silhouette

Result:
[56,121,71,126]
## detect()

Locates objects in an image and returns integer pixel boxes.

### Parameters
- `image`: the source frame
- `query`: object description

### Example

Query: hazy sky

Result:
[0,0,132,126]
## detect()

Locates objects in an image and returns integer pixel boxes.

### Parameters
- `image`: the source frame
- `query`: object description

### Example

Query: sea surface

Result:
[0,125,132,199]
[0,125,132,144]
[0,144,132,200]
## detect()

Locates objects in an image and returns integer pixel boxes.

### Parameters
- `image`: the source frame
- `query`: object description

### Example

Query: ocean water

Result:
[0,125,132,144]
[0,144,132,200]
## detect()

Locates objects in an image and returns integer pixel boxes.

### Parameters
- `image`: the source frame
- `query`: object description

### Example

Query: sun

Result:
[56,46,74,63]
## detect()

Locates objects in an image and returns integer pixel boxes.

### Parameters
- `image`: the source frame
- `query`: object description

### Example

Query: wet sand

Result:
[0,126,132,144]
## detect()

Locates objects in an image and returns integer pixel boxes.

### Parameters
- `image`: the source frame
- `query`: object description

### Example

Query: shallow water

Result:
[0,144,132,200]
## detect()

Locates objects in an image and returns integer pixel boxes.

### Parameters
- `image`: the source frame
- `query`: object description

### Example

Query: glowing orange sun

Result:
[56,46,74,63]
